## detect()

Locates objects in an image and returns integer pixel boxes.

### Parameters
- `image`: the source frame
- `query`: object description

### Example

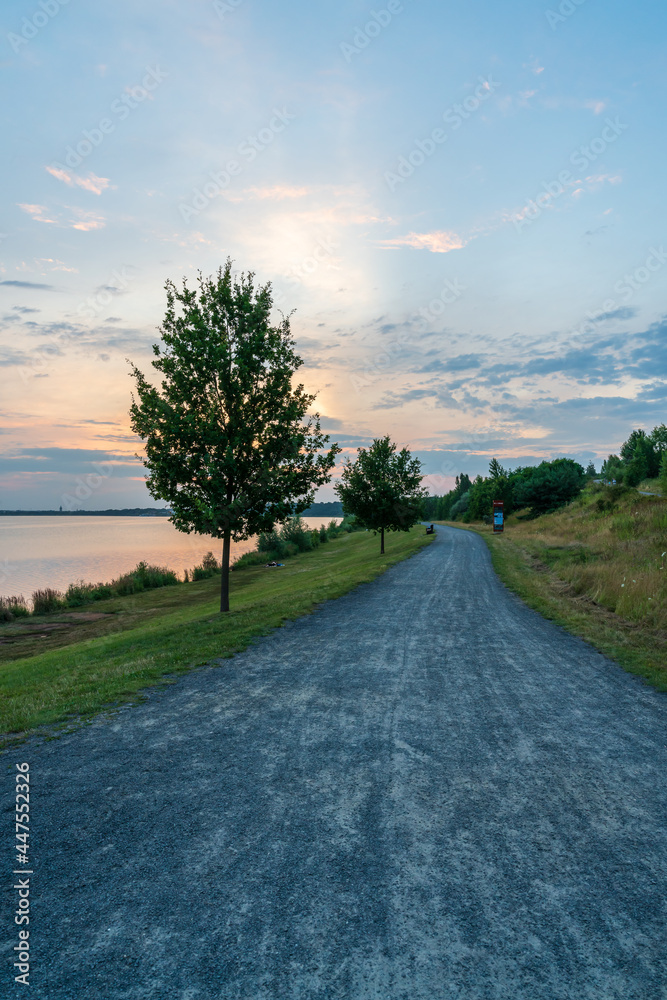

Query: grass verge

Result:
[0,526,433,744]
[440,485,667,692]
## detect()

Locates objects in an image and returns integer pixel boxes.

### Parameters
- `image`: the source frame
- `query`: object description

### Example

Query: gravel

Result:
[2,525,666,999]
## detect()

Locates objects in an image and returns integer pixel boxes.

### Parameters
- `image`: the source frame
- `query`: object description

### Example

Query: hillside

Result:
[450,483,667,690]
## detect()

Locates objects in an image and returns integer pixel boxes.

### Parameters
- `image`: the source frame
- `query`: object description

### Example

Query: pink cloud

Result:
[377,230,467,254]
[18,204,58,225]
[46,166,111,195]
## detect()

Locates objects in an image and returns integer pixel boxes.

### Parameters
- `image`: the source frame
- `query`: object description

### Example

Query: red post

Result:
[493,501,504,533]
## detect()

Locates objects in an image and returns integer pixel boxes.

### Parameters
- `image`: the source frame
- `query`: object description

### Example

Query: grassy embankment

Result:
[445,484,667,691]
[0,526,433,743]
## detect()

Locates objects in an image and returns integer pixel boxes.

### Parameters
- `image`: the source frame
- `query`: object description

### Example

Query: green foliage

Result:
[467,460,515,521]
[449,491,471,520]
[624,451,649,487]
[660,452,667,493]
[0,596,30,622]
[129,259,340,611]
[513,459,586,515]
[280,516,315,552]
[319,524,328,543]
[32,589,66,614]
[586,461,597,477]
[191,552,222,581]
[335,436,427,552]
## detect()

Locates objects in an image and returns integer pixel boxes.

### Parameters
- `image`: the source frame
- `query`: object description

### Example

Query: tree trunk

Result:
[380,527,385,554]
[220,527,231,613]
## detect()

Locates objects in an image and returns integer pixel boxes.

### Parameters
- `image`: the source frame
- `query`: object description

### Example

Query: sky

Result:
[1,0,666,507]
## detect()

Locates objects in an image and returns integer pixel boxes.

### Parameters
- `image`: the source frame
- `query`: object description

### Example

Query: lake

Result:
[0,516,338,601]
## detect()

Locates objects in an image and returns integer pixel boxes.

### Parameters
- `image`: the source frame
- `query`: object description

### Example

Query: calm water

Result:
[0,516,337,600]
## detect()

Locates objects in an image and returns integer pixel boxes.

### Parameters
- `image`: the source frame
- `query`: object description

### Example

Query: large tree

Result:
[129,262,339,611]
[513,458,586,515]
[335,436,427,553]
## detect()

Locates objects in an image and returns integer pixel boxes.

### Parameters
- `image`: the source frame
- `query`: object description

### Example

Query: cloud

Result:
[45,166,112,196]
[377,230,467,254]
[18,204,58,225]
[0,280,54,290]
[224,185,310,203]
[69,208,106,232]
[0,447,142,477]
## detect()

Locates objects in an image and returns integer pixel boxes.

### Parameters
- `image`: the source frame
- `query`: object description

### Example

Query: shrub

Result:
[5,595,29,618]
[280,517,313,552]
[319,524,328,543]
[66,581,94,607]
[0,596,27,621]
[258,531,291,558]
[201,551,220,572]
[32,588,66,614]
[191,551,222,581]
[113,562,179,595]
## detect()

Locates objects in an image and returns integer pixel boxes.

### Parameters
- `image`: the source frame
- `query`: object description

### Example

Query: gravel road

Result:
[3,525,667,999]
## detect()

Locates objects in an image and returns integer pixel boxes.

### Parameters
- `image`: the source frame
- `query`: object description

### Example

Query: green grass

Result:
[440,486,667,692]
[0,526,433,743]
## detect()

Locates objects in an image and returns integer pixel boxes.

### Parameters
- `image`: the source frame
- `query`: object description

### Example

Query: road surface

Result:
[3,526,666,999]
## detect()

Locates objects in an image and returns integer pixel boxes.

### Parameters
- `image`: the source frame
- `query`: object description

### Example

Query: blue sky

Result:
[1,0,666,506]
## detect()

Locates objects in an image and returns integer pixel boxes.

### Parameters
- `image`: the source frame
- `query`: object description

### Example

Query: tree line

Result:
[422,456,590,523]
[600,426,667,488]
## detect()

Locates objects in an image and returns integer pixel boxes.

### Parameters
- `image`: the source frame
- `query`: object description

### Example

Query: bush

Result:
[190,552,222,581]
[6,595,29,618]
[319,524,328,543]
[595,484,630,512]
[32,588,66,614]
[112,562,180,595]
[280,517,313,552]
[258,530,287,556]
[0,596,29,621]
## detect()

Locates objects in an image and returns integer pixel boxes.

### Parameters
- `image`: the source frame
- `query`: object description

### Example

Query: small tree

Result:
[129,262,340,611]
[585,461,597,478]
[334,436,427,553]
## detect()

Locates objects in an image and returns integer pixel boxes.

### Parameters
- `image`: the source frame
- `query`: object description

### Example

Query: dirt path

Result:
[3,526,666,999]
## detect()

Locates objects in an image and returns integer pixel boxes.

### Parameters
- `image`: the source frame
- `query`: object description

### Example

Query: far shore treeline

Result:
[0,502,344,518]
